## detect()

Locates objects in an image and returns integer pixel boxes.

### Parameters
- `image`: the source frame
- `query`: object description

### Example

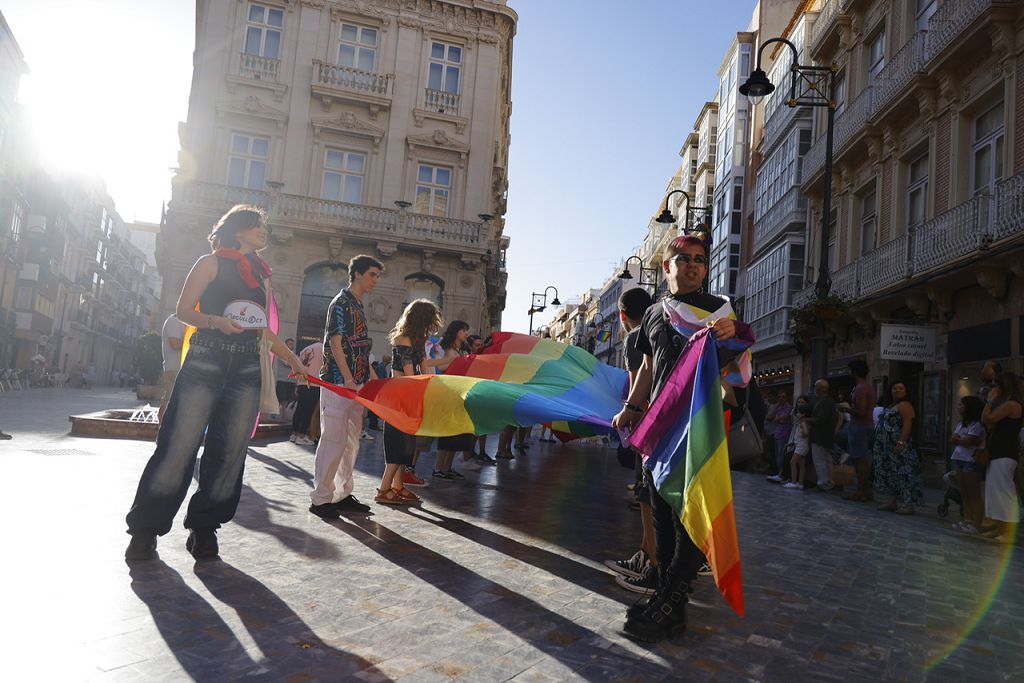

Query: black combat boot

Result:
[623,569,690,642]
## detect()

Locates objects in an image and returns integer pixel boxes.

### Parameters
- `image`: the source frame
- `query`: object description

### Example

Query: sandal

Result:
[394,487,421,504]
[374,488,405,505]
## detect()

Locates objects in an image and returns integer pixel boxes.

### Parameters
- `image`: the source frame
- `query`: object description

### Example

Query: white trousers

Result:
[811,444,833,486]
[310,388,365,506]
[985,458,1019,523]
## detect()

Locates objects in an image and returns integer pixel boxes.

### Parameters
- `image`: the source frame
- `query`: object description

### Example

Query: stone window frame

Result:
[243,2,285,60]
[858,188,877,256]
[320,147,368,205]
[425,38,464,96]
[226,130,272,190]
[414,162,454,217]
[904,150,929,233]
[864,21,887,88]
[335,19,381,72]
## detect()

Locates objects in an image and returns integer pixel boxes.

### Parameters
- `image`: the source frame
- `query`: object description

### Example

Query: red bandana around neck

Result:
[214,249,272,289]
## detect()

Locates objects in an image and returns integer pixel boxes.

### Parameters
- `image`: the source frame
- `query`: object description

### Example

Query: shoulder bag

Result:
[258,279,279,415]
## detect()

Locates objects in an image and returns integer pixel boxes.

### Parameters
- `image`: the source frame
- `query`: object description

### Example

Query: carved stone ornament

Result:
[313,113,385,151]
[915,87,938,122]
[270,227,294,246]
[421,250,435,273]
[459,255,478,271]
[328,237,345,263]
[975,266,1009,299]
[905,291,930,318]
[407,130,470,167]
[216,96,288,126]
[926,285,954,320]
[459,274,473,288]
[368,297,391,324]
[331,0,392,24]
[376,241,397,257]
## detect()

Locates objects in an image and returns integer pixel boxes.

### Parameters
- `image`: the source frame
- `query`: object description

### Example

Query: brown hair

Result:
[208,204,266,251]
[348,254,384,283]
[388,299,443,346]
[663,234,709,261]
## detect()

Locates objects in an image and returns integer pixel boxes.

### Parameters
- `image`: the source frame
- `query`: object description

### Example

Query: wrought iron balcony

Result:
[240,53,280,82]
[925,0,1013,63]
[802,86,873,181]
[809,0,842,56]
[871,31,929,116]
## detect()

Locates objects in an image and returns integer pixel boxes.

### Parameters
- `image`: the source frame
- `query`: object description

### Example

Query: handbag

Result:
[258,279,279,415]
[729,404,764,465]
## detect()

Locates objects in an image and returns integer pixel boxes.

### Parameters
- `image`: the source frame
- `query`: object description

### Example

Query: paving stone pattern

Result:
[1,388,1022,681]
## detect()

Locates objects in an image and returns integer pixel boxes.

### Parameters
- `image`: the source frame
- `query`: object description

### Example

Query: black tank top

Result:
[197,255,267,342]
[988,399,1023,460]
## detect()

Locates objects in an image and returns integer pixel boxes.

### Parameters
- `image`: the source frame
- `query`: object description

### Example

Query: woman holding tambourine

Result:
[124,204,304,561]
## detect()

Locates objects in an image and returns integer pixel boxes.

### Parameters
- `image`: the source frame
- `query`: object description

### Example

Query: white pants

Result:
[310,388,365,506]
[811,444,833,486]
[985,458,1019,523]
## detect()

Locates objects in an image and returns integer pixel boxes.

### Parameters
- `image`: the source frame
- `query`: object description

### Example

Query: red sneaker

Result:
[403,470,428,487]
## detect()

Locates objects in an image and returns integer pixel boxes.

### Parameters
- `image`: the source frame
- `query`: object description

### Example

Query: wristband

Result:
[624,402,643,413]
[206,315,215,329]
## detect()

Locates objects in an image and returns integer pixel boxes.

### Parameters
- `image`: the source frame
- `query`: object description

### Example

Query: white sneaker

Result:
[783,482,803,490]
[295,436,315,445]
[765,474,784,483]
[290,434,297,443]
[462,458,482,471]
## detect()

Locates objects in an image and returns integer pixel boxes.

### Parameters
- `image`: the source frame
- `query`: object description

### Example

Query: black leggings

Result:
[383,422,415,466]
[291,385,317,433]
[645,467,706,579]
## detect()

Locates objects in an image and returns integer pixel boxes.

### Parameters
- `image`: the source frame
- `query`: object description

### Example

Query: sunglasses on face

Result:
[668,253,708,266]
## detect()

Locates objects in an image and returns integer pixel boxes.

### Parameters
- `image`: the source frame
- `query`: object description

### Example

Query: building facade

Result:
[745,8,819,395]
[792,0,1024,475]
[0,10,28,370]
[159,0,517,353]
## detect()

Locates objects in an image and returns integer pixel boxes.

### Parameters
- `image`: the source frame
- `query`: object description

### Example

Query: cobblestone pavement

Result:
[2,388,1023,681]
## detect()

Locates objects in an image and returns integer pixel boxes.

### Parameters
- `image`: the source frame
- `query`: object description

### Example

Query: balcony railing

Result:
[424,88,461,116]
[171,181,485,248]
[240,53,280,81]
[925,0,1002,62]
[871,31,929,116]
[859,235,911,294]
[313,60,392,97]
[809,0,841,54]
[792,171,1024,304]
[912,194,987,273]
[803,86,873,180]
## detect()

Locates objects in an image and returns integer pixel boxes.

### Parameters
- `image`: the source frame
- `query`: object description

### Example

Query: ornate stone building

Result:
[159,0,516,351]
[795,0,1024,475]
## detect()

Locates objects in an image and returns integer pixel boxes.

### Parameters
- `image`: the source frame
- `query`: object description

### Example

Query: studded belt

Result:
[189,334,260,354]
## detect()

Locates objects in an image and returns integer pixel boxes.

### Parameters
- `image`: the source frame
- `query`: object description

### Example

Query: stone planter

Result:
[136,384,163,401]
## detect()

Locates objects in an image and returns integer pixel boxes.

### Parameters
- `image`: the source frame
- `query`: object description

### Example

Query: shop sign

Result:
[879,324,937,363]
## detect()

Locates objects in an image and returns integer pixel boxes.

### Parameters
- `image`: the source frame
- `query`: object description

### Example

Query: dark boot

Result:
[125,533,157,561]
[623,570,690,642]
[185,528,219,559]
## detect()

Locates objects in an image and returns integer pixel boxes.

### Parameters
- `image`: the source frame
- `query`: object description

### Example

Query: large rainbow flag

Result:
[307,333,629,437]
[629,327,745,616]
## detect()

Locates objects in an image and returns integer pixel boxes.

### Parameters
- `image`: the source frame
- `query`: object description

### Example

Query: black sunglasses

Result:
[668,253,708,266]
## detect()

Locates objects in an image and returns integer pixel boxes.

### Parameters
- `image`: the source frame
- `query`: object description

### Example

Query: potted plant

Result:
[134,332,164,401]
[789,291,852,347]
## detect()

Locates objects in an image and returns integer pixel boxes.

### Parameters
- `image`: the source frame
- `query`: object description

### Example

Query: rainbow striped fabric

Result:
[629,327,748,616]
[662,296,753,387]
[308,332,628,437]
[596,329,612,343]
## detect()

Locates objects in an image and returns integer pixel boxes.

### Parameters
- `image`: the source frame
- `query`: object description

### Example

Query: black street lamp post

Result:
[740,37,836,384]
[527,285,560,335]
[656,189,714,291]
[618,255,660,291]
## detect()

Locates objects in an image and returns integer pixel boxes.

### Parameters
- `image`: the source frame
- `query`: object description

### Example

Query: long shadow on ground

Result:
[329,515,666,681]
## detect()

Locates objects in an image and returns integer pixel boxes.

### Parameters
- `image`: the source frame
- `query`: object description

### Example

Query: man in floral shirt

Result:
[310,254,383,518]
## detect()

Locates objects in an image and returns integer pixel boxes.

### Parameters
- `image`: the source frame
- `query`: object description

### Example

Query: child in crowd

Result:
[784,395,812,490]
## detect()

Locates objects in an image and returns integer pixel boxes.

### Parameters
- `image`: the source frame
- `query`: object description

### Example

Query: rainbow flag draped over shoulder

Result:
[306,332,628,437]
[629,326,749,617]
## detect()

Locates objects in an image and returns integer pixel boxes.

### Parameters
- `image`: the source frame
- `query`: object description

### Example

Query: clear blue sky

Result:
[503,0,758,333]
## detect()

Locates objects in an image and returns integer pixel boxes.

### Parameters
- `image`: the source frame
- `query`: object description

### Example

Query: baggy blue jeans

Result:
[125,344,261,535]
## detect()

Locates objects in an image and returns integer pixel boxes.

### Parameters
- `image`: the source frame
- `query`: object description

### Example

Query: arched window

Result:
[297,263,349,348]
[404,272,444,309]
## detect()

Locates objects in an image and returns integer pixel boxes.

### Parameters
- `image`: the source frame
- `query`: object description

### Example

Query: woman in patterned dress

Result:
[873,382,923,514]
